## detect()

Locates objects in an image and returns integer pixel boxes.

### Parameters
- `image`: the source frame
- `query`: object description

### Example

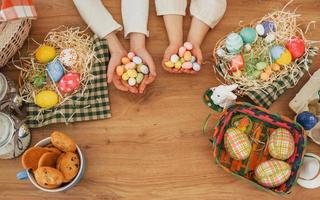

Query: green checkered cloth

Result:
[214,47,318,108]
[26,36,111,128]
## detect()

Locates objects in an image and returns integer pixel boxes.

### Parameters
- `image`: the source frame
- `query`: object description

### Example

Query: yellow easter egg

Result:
[276,49,292,65]
[164,61,174,68]
[35,90,59,109]
[174,61,182,69]
[127,69,138,78]
[35,45,56,64]
[271,63,281,71]
[121,72,129,81]
[183,51,192,61]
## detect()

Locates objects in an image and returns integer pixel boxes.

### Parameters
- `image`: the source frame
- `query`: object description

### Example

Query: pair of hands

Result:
[107,33,156,94]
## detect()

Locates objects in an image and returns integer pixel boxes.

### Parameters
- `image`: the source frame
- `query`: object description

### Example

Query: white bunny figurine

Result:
[210,84,238,108]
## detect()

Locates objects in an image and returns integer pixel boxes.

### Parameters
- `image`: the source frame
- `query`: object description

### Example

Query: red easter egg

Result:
[58,72,80,94]
[286,36,305,59]
[230,55,244,72]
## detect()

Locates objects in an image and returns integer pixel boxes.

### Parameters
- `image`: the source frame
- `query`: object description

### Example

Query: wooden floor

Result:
[1,0,320,199]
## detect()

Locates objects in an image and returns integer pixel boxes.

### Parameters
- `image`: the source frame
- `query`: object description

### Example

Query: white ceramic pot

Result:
[17,137,86,192]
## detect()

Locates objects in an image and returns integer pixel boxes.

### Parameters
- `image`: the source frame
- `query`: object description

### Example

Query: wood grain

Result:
[1,0,320,199]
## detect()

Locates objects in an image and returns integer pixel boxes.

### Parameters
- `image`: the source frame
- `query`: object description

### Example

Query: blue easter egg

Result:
[296,111,318,130]
[47,59,64,82]
[270,46,285,60]
[239,27,257,44]
[262,21,276,37]
[226,33,244,53]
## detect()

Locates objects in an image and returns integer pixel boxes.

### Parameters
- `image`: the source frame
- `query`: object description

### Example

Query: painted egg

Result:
[256,21,276,37]
[47,59,64,82]
[121,57,130,65]
[260,72,270,81]
[35,45,56,64]
[270,63,281,71]
[183,42,193,50]
[127,52,135,59]
[192,63,201,71]
[132,56,142,65]
[139,65,149,75]
[182,62,192,69]
[128,77,137,86]
[58,72,81,94]
[116,65,125,76]
[164,61,174,68]
[59,48,78,67]
[122,72,129,81]
[127,69,138,78]
[226,33,244,53]
[136,73,144,84]
[183,51,192,61]
[239,27,257,44]
[33,75,46,88]
[125,62,135,70]
[216,48,226,57]
[256,62,267,70]
[286,36,305,59]
[224,127,252,160]
[255,160,291,188]
[270,46,292,65]
[268,128,295,160]
[170,54,180,63]
[230,55,244,72]
[178,46,187,57]
[174,61,182,69]
[35,90,59,109]
[296,111,318,130]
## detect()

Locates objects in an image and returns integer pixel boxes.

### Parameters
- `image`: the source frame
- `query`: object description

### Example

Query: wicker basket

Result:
[0,19,31,67]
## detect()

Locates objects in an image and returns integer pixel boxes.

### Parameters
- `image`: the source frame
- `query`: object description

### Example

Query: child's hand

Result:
[106,32,138,94]
[162,43,183,74]
[130,33,156,94]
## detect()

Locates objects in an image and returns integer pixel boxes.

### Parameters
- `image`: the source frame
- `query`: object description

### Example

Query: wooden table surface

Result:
[1,0,320,199]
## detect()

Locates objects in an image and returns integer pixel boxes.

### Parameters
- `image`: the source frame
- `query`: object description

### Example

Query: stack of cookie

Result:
[21,131,80,189]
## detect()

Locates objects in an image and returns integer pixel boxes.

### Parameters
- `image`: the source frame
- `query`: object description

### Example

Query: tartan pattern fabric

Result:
[224,127,251,160]
[214,47,318,108]
[26,36,112,128]
[269,128,295,160]
[255,160,291,188]
[210,103,307,195]
[0,0,37,21]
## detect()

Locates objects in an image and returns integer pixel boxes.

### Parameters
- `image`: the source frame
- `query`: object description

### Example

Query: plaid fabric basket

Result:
[26,36,112,128]
[208,103,307,195]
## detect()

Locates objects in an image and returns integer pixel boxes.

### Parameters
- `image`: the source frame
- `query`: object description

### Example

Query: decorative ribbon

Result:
[0,0,37,22]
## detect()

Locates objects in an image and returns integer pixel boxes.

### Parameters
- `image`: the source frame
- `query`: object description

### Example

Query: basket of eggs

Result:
[0,19,32,67]
[213,6,318,107]
[209,103,307,195]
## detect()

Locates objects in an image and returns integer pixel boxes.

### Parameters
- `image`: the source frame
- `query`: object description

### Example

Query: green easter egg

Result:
[240,27,257,44]
[256,62,267,70]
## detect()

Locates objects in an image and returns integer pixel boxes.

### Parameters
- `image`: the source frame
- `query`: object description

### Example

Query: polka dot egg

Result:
[59,48,78,67]
[58,72,81,94]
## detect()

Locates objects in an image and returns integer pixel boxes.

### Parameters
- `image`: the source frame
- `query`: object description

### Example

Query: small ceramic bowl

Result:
[17,137,86,192]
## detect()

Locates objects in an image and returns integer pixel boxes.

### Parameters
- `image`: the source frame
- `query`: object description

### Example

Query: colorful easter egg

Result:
[270,63,281,71]
[224,127,251,160]
[255,160,291,188]
[270,46,292,65]
[256,62,267,70]
[296,111,318,131]
[136,73,144,84]
[226,33,244,53]
[35,90,59,109]
[268,128,295,160]
[47,59,64,82]
[178,46,187,57]
[59,48,78,67]
[174,61,182,69]
[116,65,125,76]
[58,72,81,94]
[127,69,138,78]
[170,54,180,63]
[192,63,201,72]
[165,61,174,68]
[239,27,257,44]
[121,57,130,65]
[139,65,149,75]
[121,72,129,81]
[182,62,192,69]
[183,51,192,61]
[256,21,276,37]
[230,55,244,72]
[33,75,46,88]
[260,72,270,81]
[191,56,196,63]
[128,77,137,86]
[125,62,135,70]
[132,56,142,65]
[183,42,193,50]
[35,45,56,64]
[127,52,135,59]
[286,36,305,59]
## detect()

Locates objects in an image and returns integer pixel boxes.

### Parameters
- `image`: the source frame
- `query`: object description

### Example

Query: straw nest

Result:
[213,1,319,95]
[13,26,96,108]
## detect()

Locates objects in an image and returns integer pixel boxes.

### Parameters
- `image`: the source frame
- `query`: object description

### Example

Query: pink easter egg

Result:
[183,42,193,50]
[286,36,305,59]
[178,47,186,57]
[125,62,136,70]
[58,72,80,94]
[182,62,193,69]
[127,52,135,59]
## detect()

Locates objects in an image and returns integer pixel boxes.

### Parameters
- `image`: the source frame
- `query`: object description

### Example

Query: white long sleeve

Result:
[190,0,227,28]
[155,0,187,16]
[122,0,149,38]
[73,0,122,38]
[155,0,227,28]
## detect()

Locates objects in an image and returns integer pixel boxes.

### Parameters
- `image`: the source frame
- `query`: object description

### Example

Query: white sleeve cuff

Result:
[155,0,187,16]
